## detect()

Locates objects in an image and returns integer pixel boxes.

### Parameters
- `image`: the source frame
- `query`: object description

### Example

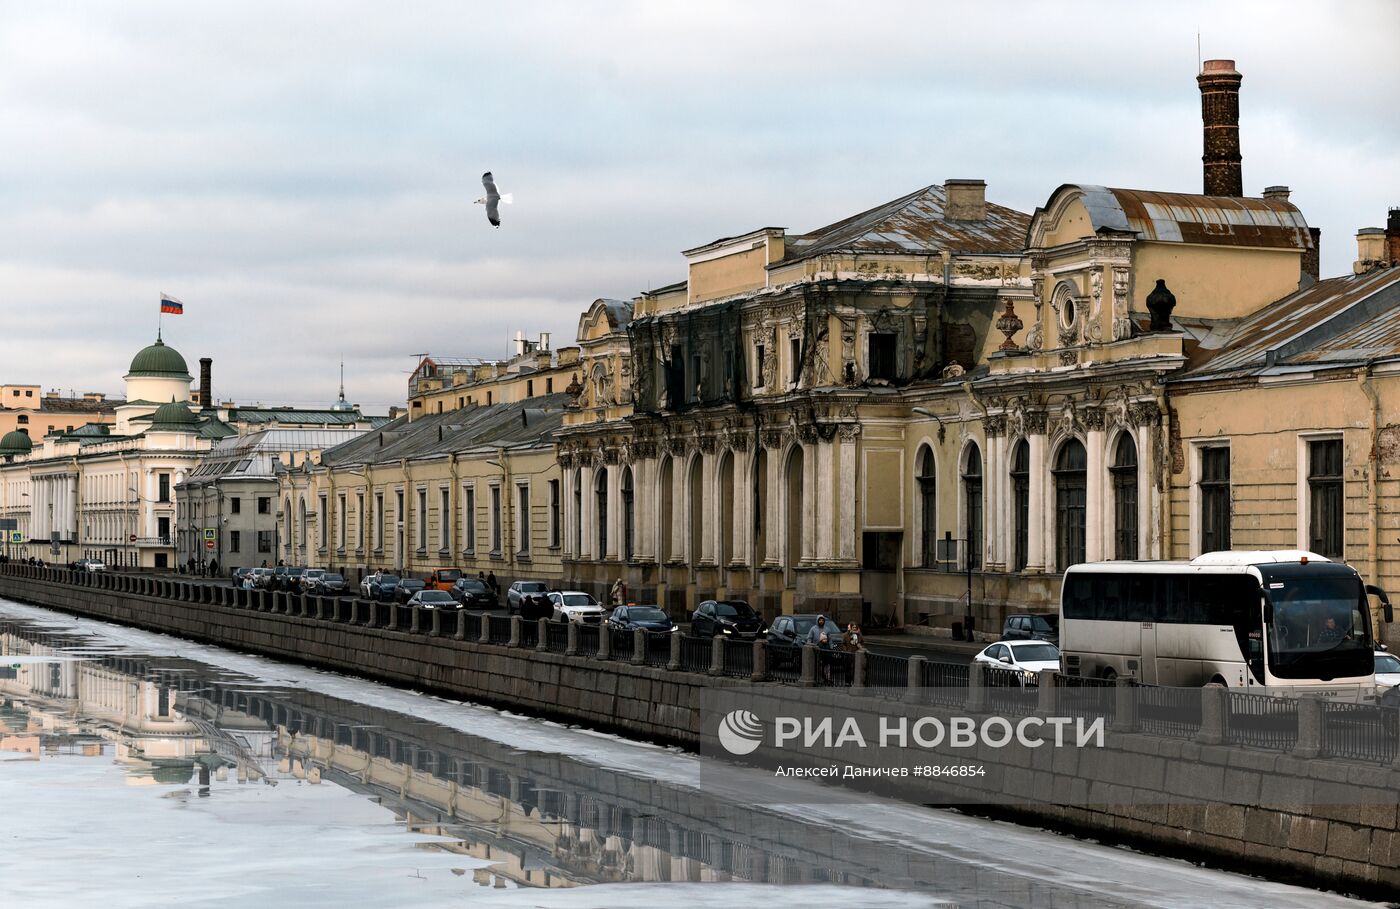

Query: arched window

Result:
[1010,440,1030,571]
[621,467,635,561]
[1112,433,1138,560]
[916,446,936,567]
[785,446,804,571]
[688,456,704,564]
[595,467,609,558]
[658,457,673,562]
[1054,439,1087,569]
[961,445,982,570]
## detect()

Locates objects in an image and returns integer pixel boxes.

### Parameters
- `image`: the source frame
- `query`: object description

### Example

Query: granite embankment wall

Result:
[1,565,1397,897]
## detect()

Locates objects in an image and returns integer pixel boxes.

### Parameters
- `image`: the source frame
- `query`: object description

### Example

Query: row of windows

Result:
[1063,572,1258,625]
[916,435,1344,572]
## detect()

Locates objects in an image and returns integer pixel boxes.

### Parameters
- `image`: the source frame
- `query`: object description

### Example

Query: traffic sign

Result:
[129,534,137,543]
[203,528,217,541]
[8,531,21,544]
[205,539,216,551]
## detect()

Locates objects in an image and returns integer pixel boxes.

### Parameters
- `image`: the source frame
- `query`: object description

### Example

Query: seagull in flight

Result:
[475,172,512,228]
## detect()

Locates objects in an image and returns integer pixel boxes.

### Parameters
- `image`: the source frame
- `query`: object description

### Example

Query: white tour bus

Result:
[1059,551,1392,695]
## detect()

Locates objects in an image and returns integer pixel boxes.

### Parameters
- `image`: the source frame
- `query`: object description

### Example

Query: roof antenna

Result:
[1196,29,1201,73]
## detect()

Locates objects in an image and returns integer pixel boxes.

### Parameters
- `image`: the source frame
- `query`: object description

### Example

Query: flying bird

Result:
[476,172,513,228]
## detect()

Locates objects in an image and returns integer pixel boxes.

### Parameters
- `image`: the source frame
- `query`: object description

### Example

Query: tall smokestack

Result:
[198,358,212,409]
[1197,59,1243,197]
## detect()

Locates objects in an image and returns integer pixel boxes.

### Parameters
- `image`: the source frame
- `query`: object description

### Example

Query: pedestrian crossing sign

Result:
[8,531,21,543]
[203,528,217,541]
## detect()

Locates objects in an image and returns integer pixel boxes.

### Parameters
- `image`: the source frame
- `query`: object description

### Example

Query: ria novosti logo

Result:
[717,709,764,755]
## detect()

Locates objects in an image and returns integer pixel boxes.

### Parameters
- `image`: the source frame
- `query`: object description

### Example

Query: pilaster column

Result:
[605,461,621,562]
[670,449,687,563]
[730,448,750,565]
[698,449,716,566]
[764,438,784,567]
[801,441,816,563]
[578,463,595,561]
[1085,417,1106,563]
[1026,416,1047,572]
[814,439,834,561]
[837,427,858,562]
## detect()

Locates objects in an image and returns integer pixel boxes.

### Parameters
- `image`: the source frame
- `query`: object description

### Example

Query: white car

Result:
[975,640,1061,682]
[85,560,107,572]
[1375,650,1400,691]
[549,590,607,624]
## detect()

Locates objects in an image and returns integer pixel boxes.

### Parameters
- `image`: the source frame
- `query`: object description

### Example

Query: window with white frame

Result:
[548,479,560,549]
[356,491,365,550]
[1306,437,1343,558]
[517,482,531,555]
[490,485,502,554]
[439,487,450,551]
[337,493,346,549]
[416,488,427,552]
[374,491,384,550]
[463,485,476,554]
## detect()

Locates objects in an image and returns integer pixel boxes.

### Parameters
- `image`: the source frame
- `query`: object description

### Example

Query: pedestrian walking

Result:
[486,570,499,602]
[208,558,219,577]
[609,577,626,606]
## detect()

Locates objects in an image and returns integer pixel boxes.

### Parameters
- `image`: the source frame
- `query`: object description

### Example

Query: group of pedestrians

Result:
[805,615,866,683]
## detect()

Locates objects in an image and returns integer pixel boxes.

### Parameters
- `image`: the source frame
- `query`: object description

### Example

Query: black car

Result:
[607,605,676,634]
[690,600,765,639]
[395,578,427,603]
[1002,613,1059,645]
[312,573,349,597]
[363,574,401,601]
[450,577,496,609]
[767,615,840,666]
[272,566,306,592]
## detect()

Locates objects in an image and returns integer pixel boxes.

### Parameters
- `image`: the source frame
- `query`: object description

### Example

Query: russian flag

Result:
[160,294,184,315]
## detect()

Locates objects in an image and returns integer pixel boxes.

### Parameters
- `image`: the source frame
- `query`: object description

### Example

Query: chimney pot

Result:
[945,179,987,221]
[1197,59,1244,197]
[1355,227,1387,274]
[1262,185,1290,202]
[198,358,213,409]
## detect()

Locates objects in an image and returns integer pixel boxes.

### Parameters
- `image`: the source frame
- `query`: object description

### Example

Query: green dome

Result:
[148,400,199,432]
[0,430,32,454]
[127,337,191,379]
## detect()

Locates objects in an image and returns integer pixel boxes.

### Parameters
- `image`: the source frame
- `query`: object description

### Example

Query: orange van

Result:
[428,567,465,591]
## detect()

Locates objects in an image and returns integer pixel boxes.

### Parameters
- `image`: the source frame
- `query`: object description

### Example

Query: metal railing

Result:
[766,643,802,682]
[1059,674,1117,724]
[1226,691,1299,751]
[641,632,672,667]
[721,639,753,679]
[459,612,482,641]
[486,615,512,646]
[866,652,908,689]
[519,619,539,650]
[1321,701,1398,764]
[678,635,711,673]
[1138,683,1203,737]
[610,628,634,662]
[544,620,570,653]
[575,624,600,657]
[985,664,1039,715]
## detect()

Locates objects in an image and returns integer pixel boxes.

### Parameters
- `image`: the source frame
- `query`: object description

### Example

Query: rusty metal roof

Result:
[1179,268,1400,379]
[1076,186,1313,250]
[782,184,1030,261]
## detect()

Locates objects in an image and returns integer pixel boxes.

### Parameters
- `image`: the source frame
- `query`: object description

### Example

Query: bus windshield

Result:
[1266,575,1374,680]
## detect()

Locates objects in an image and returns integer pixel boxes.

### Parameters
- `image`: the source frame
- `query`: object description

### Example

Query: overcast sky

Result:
[4,1,1397,411]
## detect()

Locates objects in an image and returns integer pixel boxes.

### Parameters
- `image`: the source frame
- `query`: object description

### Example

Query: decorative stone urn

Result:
[995,299,1024,350]
[1146,279,1177,332]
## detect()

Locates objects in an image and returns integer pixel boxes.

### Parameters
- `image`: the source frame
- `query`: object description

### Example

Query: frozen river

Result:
[0,599,1384,908]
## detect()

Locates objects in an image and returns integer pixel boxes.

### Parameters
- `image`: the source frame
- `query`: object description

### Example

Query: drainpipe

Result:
[1358,366,1381,612]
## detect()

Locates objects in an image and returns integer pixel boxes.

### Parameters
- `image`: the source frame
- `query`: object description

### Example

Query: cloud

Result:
[2,0,1396,407]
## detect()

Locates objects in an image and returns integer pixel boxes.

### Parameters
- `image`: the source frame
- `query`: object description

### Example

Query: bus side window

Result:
[1065,575,1094,619]
[1097,575,1126,621]
[1125,575,1154,622]
[1159,576,1188,624]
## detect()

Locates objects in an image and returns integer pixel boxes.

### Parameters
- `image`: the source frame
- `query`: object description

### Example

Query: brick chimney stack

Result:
[198,358,212,409]
[1198,59,1243,197]
[1388,208,1400,265]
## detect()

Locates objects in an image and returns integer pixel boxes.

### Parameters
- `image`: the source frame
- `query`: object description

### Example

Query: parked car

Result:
[406,589,458,609]
[230,567,255,588]
[449,577,496,609]
[252,567,275,589]
[395,578,427,603]
[974,640,1061,683]
[298,568,326,593]
[690,600,765,639]
[272,566,306,591]
[1001,613,1059,646]
[548,590,607,624]
[310,573,348,597]
[363,574,401,601]
[506,581,550,614]
[1375,650,1400,691]
[84,559,107,572]
[606,605,675,634]
[427,567,464,592]
[765,614,830,665]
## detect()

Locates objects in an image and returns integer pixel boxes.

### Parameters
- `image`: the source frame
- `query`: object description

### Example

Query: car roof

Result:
[556,590,592,596]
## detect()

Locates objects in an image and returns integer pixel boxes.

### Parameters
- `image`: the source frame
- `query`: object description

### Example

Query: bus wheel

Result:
[1207,676,1227,688]
[1101,668,1117,682]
